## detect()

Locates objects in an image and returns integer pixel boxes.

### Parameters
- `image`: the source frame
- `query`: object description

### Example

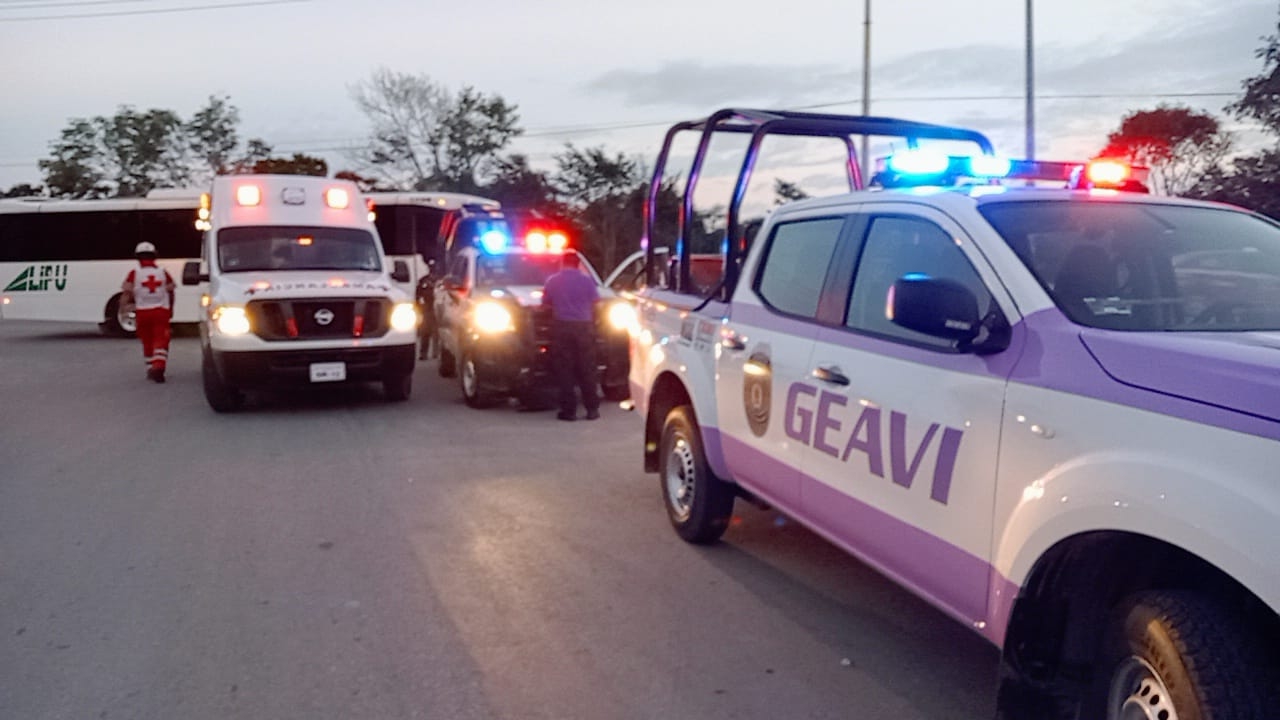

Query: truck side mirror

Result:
[391,260,411,283]
[182,261,208,286]
[888,275,1008,353]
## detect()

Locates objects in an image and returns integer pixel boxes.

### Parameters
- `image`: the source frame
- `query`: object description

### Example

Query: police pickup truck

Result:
[629,109,1280,718]
[434,209,633,409]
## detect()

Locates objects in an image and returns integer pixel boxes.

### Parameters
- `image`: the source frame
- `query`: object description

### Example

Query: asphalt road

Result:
[0,321,999,720]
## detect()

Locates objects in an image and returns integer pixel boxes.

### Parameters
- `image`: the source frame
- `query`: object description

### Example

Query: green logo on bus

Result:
[4,264,68,292]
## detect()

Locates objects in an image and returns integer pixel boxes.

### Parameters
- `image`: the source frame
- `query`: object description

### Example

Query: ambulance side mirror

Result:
[391,260,411,283]
[182,261,208,286]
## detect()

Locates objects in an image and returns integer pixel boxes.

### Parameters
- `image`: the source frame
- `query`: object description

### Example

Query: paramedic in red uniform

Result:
[541,251,601,421]
[121,241,176,383]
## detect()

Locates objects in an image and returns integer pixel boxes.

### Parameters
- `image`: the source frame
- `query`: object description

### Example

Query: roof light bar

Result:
[874,153,1149,192]
[480,230,510,254]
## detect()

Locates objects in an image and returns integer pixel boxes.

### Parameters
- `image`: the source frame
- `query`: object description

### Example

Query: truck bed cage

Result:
[642,108,996,297]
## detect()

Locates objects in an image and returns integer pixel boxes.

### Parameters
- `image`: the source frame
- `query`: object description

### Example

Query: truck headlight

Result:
[473,301,514,333]
[390,302,418,332]
[213,306,250,336]
[607,301,638,333]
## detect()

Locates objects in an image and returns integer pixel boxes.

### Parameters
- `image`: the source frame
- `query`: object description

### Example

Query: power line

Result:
[0,0,308,21]
[0,0,167,10]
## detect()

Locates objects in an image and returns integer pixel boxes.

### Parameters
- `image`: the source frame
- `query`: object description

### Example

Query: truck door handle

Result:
[812,365,850,386]
[720,328,746,351]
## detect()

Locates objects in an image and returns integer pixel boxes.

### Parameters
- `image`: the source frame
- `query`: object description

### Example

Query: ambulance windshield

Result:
[217,226,382,273]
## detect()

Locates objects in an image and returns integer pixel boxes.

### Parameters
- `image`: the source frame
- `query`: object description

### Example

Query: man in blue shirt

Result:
[542,251,601,421]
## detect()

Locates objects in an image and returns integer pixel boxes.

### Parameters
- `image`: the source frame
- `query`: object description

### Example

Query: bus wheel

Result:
[202,352,243,413]
[1090,590,1277,719]
[101,294,137,337]
[383,371,412,402]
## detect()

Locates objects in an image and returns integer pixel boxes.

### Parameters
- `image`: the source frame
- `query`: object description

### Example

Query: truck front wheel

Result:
[383,371,412,402]
[659,405,734,544]
[1090,590,1277,720]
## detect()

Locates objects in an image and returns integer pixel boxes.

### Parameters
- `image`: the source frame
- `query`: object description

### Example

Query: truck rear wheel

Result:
[202,351,244,413]
[659,405,734,544]
[1090,590,1277,720]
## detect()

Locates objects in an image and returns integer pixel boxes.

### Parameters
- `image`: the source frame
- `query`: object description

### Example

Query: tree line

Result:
[6,13,1280,272]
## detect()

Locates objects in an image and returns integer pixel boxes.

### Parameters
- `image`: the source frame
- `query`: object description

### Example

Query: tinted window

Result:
[847,215,993,350]
[217,226,381,272]
[374,205,448,259]
[755,217,845,319]
[0,208,200,262]
[981,201,1280,331]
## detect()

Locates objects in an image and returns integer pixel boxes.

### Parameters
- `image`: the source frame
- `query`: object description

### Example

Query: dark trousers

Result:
[550,320,599,415]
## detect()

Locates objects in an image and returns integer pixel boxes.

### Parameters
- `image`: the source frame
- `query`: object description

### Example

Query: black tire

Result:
[383,372,412,402]
[202,351,244,413]
[517,387,552,411]
[1088,590,1278,720]
[459,349,496,408]
[438,348,456,378]
[101,294,137,338]
[658,405,735,544]
[602,381,630,402]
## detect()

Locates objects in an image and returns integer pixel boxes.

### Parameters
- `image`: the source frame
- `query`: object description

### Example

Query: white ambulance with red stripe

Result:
[630,109,1280,718]
[183,175,419,411]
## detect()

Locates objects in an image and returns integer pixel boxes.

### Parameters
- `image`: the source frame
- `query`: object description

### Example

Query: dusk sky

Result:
[1,0,1276,191]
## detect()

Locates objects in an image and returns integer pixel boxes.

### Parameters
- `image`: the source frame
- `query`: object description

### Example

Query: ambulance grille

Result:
[246,298,390,340]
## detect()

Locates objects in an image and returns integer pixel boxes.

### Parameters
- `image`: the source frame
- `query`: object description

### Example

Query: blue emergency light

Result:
[480,229,510,254]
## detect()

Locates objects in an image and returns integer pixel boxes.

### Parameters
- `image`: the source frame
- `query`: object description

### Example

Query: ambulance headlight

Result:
[389,302,418,332]
[213,306,250,336]
[607,301,638,333]
[473,301,514,333]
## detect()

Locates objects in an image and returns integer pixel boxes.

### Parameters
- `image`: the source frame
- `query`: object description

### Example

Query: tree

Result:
[1191,150,1280,219]
[1190,14,1280,219]
[98,106,189,196]
[39,119,108,198]
[334,169,391,192]
[2,183,45,198]
[1231,17,1280,135]
[39,97,267,197]
[553,144,645,273]
[482,154,559,211]
[774,179,810,205]
[1098,105,1232,196]
[349,68,521,191]
[186,95,241,180]
[252,153,328,176]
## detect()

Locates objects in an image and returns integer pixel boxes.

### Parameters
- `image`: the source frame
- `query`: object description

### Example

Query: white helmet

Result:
[135,241,157,255]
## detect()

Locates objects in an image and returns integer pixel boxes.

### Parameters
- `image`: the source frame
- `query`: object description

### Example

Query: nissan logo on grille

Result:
[313,308,335,326]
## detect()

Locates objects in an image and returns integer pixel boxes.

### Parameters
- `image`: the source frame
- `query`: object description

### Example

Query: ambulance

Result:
[183,175,418,412]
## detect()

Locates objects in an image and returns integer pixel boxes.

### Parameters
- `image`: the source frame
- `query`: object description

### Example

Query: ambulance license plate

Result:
[309,362,346,383]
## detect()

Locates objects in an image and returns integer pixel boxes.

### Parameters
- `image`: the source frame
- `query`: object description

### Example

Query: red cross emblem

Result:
[140,273,164,293]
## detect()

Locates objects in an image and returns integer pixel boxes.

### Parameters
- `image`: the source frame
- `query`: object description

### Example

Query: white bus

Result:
[0,190,204,335]
[366,191,500,295]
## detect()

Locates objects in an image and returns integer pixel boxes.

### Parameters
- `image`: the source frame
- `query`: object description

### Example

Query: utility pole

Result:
[860,0,871,186]
[1025,0,1035,161]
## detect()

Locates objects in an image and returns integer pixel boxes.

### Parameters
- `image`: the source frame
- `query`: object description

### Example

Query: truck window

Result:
[846,215,993,349]
[754,217,845,320]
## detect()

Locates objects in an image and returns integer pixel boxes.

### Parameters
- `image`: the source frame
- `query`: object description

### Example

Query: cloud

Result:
[585,61,853,108]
